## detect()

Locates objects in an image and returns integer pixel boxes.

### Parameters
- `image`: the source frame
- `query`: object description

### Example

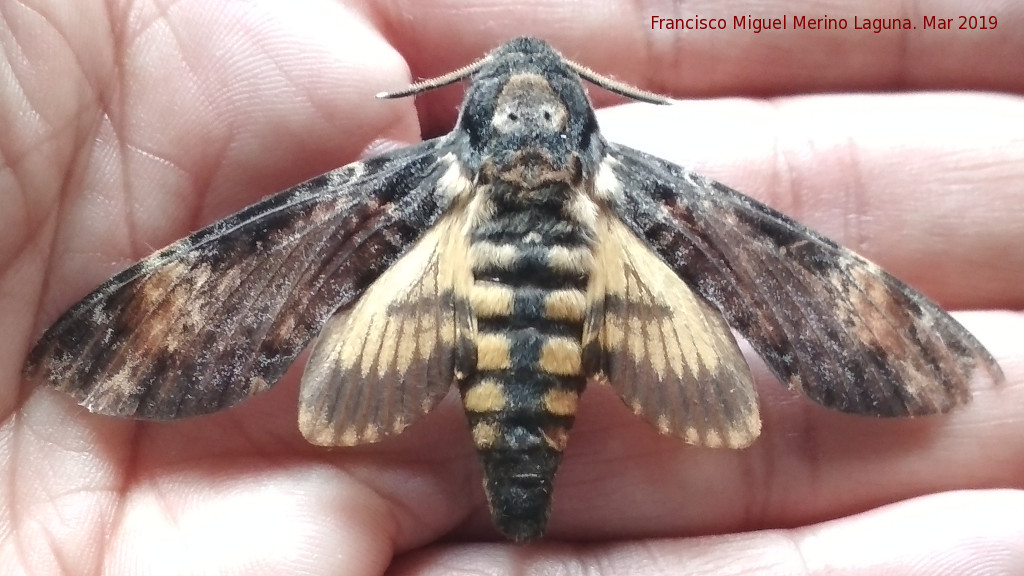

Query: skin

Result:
[2,1,1024,574]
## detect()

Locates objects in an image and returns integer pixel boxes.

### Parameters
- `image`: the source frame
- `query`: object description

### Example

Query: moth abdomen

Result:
[460,182,596,540]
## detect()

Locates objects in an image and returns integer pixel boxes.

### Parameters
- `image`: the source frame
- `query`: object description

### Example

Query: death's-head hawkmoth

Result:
[24,37,1004,542]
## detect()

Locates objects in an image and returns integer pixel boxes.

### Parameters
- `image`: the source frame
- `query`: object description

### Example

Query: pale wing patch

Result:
[298,215,471,446]
[585,214,761,449]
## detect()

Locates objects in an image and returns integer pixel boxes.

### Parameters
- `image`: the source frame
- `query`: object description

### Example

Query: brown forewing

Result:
[24,141,453,419]
[608,144,1004,417]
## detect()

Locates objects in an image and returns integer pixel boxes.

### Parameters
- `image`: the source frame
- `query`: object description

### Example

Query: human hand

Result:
[3,1,1023,574]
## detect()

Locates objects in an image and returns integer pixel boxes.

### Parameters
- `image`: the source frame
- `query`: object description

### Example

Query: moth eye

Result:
[543,110,551,121]
[507,112,519,121]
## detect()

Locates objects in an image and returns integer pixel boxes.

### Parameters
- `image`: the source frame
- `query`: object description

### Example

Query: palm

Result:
[3,2,1022,575]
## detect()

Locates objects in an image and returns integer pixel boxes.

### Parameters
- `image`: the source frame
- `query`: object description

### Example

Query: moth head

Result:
[454,38,602,189]
[378,37,670,189]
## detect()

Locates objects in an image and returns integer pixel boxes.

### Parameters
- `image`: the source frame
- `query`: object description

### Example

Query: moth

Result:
[25,37,1003,542]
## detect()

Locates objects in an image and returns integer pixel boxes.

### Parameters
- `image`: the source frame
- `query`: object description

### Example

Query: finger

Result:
[371,0,1024,100]
[598,93,1024,310]
[104,462,397,576]
[389,490,1024,576]
[6,379,460,574]
[24,4,418,319]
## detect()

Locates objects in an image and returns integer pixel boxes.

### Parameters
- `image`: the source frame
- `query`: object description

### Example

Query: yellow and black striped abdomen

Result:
[459,186,595,541]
